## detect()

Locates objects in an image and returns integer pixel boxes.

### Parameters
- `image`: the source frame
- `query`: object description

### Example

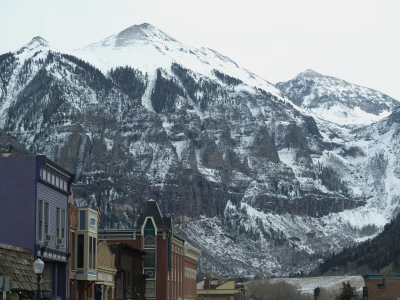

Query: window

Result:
[93,237,96,269]
[71,231,75,270]
[38,200,43,241]
[144,249,155,267]
[77,234,84,268]
[89,236,96,269]
[144,235,156,246]
[80,210,86,230]
[146,280,156,298]
[89,236,93,268]
[62,179,67,191]
[61,209,66,239]
[144,219,155,238]
[44,202,49,235]
[90,218,96,227]
[56,207,61,238]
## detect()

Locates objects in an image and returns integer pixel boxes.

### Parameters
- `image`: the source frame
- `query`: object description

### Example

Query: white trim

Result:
[141,216,158,236]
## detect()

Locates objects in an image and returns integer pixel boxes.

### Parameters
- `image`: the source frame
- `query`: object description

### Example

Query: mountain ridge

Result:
[276,69,399,125]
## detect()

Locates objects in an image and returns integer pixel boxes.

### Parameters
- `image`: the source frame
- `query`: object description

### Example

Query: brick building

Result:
[363,273,400,300]
[98,199,201,300]
[108,243,146,300]
[183,244,201,300]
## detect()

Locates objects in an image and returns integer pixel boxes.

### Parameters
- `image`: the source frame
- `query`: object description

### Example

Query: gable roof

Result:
[136,200,172,230]
[0,243,48,292]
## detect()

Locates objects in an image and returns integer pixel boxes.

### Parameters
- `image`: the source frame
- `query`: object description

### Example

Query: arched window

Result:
[144,235,156,246]
[143,219,156,246]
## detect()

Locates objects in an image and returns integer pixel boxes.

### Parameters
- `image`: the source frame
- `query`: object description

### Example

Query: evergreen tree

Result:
[336,281,357,300]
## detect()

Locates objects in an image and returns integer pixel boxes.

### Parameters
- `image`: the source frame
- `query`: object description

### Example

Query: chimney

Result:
[1,144,14,157]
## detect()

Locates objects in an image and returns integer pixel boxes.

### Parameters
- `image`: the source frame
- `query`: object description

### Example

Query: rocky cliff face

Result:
[1,24,399,276]
[0,128,30,156]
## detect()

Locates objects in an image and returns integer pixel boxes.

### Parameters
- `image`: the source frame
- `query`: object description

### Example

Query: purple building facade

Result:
[0,155,74,300]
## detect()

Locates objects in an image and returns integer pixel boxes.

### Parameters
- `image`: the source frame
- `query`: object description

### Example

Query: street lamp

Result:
[33,258,44,300]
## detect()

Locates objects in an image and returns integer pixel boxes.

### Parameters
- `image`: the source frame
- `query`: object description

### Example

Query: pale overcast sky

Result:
[1,0,399,100]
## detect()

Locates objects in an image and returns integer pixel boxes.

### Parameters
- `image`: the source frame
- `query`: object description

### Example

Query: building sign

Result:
[143,268,156,278]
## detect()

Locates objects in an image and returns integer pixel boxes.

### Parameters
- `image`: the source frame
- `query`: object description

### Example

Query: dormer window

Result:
[143,218,156,247]
[144,235,155,246]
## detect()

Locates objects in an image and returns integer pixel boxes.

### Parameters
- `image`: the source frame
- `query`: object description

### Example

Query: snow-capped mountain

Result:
[276,69,399,125]
[72,23,281,100]
[1,23,400,276]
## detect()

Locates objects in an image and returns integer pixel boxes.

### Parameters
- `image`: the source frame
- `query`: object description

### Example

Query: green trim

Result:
[363,273,400,281]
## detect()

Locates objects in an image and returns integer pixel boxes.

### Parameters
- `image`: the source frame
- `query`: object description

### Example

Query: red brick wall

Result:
[184,256,197,300]
[67,204,78,300]
[101,232,194,300]
[366,279,400,300]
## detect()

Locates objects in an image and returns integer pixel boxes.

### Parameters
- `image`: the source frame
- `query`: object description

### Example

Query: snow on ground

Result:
[247,275,365,295]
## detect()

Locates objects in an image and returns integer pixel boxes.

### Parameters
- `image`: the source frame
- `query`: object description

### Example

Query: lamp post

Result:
[33,258,44,300]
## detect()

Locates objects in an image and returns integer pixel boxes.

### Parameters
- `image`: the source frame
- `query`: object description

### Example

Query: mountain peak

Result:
[114,23,177,47]
[276,69,399,125]
[26,36,50,48]
[298,69,322,78]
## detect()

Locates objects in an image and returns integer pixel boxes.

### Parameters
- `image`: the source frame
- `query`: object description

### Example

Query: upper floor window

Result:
[44,202,49,235]
[56,208,66,241]
[77,234,84,268]
[80,210,86,230]
[71,231,76,270]
[143,218,156,247]
[144,249,155,267]
[89,236,97,269]
[61,209,66,238]
[144,235,156,246]
[38,200,43,241]
[56,207,61,238]
[40,167,68,192]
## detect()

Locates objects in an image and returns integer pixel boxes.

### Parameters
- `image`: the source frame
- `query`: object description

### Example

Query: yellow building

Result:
[197,279,246,300]
[69,206,98,299]
[96,241,117,300]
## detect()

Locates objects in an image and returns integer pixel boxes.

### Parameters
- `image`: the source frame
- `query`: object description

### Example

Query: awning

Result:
[0,243,48,292]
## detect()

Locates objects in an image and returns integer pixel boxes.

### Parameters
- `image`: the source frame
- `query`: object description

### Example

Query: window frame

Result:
[44,202,49,235]
[56,207,61,238]
[38,200,43,241]
[61,209,66,239]
[145,279,156,298]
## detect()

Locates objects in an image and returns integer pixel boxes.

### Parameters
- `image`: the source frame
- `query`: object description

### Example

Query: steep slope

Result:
[1,24,400,276]
[179,105,400,275]
[314,210,400,275]
[0,127,30,156]
[72,23,281,100]
[276,69,399,125]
